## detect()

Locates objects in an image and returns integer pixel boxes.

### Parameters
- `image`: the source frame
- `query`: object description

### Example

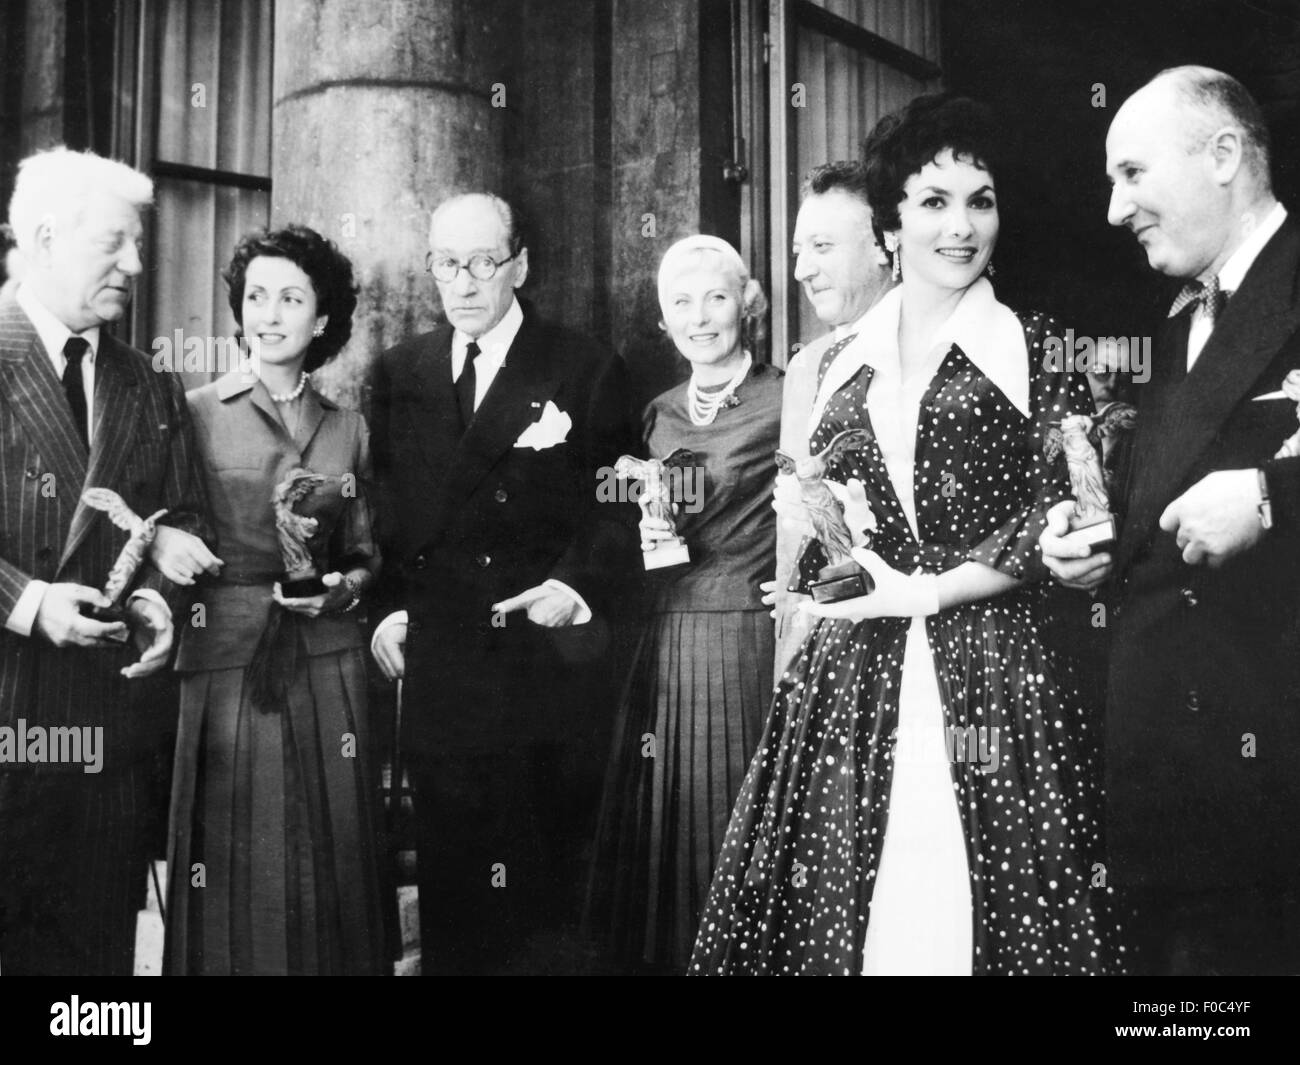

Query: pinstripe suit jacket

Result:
[0,289,210,771]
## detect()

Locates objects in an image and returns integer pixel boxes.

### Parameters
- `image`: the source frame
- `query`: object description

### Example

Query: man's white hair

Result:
[7,147,154,255]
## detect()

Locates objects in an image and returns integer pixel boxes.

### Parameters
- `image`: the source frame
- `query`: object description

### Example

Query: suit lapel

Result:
[428,319,562,541]
[60,337,143,570]
[0,294,88,520]
[1120,220,1300,567]
[406,326,461,480]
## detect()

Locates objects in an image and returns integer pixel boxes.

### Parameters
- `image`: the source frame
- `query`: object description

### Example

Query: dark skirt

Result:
[164,646,387,975]
[586,608,773,972]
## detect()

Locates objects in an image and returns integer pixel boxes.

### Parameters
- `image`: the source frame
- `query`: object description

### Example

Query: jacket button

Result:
[24,467,38,479]
[494,488,508,503]
[476,553,491,568]
[412,554,428,571]
[1187,688,1201,712]
[1181,587,1199,607]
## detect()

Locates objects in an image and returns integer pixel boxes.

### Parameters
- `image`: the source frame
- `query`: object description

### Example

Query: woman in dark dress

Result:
[155,226,386,974]
[691,96,1121,975]
[587,236,782,972]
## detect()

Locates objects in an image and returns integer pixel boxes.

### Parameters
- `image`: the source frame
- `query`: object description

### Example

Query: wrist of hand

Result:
[902,573,940,617]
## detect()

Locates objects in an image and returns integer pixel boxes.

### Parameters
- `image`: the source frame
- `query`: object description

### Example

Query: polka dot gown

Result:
[689,313,1124,975]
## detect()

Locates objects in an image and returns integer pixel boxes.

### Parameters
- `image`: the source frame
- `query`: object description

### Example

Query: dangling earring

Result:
[887,238,901,282]
[985,260,996,279]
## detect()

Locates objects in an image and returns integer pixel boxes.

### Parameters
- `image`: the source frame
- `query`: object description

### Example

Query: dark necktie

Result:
[816,332,859,390]
[1167,275,1229,322]
[457,340,479,428]
[62,335,90,450]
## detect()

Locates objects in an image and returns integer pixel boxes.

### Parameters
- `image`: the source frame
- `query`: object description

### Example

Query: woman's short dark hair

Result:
[223,224,359,373]
[862,94,1002,251]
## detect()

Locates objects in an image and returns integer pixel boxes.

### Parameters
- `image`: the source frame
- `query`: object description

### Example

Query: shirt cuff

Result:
[126,588,170,621]
[371,610,409,660]
[543,579,592,625]
[5,579,49,636]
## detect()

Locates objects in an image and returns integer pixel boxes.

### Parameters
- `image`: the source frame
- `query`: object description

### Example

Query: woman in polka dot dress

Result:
[690,95,1123,975]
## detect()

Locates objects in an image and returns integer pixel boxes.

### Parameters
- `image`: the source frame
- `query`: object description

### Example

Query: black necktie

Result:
[457,341,479,428]
[62,335,90,450]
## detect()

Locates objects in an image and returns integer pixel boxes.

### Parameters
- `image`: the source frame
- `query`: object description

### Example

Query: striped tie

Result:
[1167,275,1228,322]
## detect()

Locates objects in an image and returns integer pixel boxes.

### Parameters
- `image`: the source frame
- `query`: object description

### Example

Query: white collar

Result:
[16,283,101,364]
[809,277,1029,428]
[1213,202,1287,293]
[454,296,523,369]
[832,304,876,341]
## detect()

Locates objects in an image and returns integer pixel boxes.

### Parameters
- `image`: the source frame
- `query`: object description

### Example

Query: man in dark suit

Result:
[370,192,637,974]
[1042,67,1300,974]
[0,147,209,974]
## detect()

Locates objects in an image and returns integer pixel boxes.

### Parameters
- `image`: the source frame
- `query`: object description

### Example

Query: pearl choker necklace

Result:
[269,372,308,403]
[687,353,751,426]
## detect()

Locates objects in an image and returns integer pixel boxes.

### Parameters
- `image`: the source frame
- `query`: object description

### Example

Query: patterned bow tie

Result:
[816,332,858,389]
[1168,275,1229,321]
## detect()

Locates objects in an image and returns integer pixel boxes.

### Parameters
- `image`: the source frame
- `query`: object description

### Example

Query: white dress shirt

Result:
[452,296,523,408]
[1187,202,1287,370]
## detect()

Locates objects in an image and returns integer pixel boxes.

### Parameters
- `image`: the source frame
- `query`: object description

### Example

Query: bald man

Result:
[1042,66,1300,974]
[370,193,638,973]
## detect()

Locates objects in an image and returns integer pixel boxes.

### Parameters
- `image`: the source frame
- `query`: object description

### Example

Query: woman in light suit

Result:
[154,225,386,975]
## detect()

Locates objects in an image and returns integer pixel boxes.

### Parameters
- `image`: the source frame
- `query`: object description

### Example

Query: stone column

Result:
[19,0,66,155]
[272,0,509,410]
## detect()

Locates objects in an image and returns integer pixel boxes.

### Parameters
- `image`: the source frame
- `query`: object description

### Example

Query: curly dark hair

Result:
[223,224,359,373]
[801,159,871,206]
[862,94,1002,253]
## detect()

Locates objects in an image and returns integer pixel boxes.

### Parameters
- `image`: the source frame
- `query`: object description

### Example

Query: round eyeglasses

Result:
[425,250,520,283]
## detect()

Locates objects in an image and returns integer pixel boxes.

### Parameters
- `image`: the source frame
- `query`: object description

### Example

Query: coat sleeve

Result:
[546,345,641,615]
[128,371,214,615]
[366,348,407,621]
[964,316,1095,581]
[327,415,381,584]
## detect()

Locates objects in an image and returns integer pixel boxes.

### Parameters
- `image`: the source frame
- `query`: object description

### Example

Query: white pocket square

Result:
[513,400,572,450]
[1252,391,1289,401]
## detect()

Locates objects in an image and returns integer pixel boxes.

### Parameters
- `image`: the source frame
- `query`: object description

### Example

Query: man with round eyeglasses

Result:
[370,192,638,974]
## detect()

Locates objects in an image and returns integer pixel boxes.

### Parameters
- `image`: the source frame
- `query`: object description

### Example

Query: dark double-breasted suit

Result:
[372,305,638,972]
[1108,216,1300,968]
[0,289,209,974]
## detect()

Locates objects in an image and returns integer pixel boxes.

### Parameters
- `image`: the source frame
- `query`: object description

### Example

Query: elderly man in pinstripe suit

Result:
[0,148,209,974]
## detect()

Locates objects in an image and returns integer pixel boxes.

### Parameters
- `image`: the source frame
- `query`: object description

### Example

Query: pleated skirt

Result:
[586,608,773,972]
[164,647,387,975]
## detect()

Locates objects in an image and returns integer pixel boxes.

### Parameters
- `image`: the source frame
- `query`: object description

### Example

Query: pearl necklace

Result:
[269,372,308,403]
[687,352,751,426]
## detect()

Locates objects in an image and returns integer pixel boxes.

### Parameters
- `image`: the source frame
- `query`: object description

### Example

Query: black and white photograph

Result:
[0,0,1297,1038]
